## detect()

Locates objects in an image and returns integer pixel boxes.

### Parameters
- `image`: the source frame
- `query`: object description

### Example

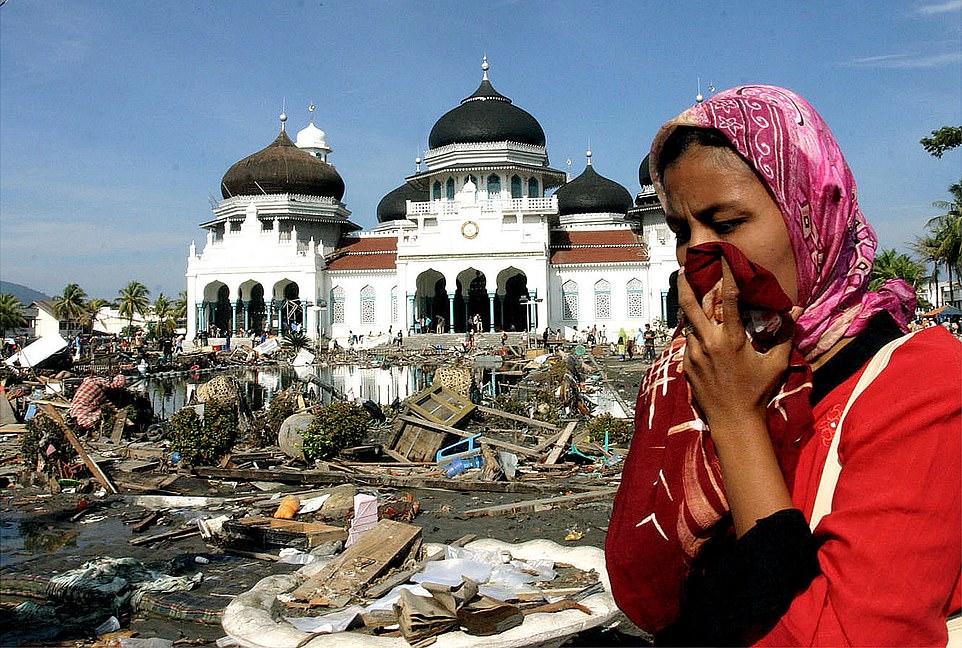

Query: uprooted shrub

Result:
[169,401,238,466]
[21,413,80,471]
[489,392,562,428]
[247,390,300,447]
[301,400,369,461]
[585,412,633,446]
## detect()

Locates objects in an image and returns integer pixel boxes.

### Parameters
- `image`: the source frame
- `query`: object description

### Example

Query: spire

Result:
[696,77,704,104]
[308,102,316,124]
[280,98,288,131]
[586,148,593,166]
[481,55,489,81]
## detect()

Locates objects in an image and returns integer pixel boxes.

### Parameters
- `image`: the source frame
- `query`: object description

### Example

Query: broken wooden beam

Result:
[128,526,200,546]
[291,519,421,602]
[38,404,118,494]
[544,421,577,465]
[192,466,579,494]
[460,487,618,518]
[475,405,558,430]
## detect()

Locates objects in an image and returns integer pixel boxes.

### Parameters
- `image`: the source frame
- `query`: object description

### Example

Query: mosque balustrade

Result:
[483,196,557,213]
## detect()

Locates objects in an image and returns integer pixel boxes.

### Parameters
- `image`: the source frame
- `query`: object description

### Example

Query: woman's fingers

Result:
[677,268,710,337]
[719,258,744,344]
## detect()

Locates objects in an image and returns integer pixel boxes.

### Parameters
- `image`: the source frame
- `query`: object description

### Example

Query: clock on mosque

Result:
[461,220,479,239]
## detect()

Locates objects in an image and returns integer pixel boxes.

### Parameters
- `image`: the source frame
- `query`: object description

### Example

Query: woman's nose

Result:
[687,222,717,249]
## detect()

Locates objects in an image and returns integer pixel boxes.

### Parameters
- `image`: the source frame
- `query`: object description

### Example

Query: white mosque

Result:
[185,59,679,344]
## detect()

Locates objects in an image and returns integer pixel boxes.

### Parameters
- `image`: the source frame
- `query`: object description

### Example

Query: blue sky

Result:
[1,0,960,300]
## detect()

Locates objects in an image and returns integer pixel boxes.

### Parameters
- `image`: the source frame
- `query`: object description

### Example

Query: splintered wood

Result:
[290,519,421,604]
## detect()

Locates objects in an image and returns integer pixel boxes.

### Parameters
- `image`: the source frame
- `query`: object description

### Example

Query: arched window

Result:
[445,177,455,200]
[391,286,398,323]
[594,279,611,320]
[486,174,501,196]
[432,181,441,200]
[528,177,539,197]
[511,175,522,199]
[331,286,346,324]
[627,279,644,318]
[562,280,579,321]
[360,285,376,324]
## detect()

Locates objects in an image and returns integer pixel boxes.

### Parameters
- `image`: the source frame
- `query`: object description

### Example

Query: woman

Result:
[606,86,961,646]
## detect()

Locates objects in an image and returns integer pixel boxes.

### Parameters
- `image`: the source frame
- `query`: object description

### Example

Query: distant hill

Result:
[0,280,50,305]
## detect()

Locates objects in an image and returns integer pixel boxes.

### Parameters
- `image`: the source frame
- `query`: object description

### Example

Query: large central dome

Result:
[221,127,345,200]
[428,59,546,150]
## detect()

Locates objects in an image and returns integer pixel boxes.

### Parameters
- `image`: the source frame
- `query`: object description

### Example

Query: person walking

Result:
[643,323,656,362]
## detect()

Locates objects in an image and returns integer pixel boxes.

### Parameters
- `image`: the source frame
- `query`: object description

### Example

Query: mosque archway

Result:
[214,285,232,335]
[415,269,449,332]
[273,280,303,334]
[455,268,488,332]
[496,267,529,332]
[239,281,267,334]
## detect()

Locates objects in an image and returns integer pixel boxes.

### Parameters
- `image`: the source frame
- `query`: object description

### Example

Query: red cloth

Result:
[69,375,126,428]
[606,242,814,631]
[756,327,961,646]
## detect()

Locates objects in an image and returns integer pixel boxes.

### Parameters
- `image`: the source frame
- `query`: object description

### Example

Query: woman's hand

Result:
[679,258,796,536]
[678,259,793,432]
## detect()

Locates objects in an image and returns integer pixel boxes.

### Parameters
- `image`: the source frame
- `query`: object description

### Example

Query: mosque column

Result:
[447,293,455,333]
[195,303,204,334]
[268,300,276,333]
[487,292,496,332]
[230,301,239,333]
[407,294,415,333]
[243,301,250,331]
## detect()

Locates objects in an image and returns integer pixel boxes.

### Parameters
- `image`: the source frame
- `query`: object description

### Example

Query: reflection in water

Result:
[136,364,435,420]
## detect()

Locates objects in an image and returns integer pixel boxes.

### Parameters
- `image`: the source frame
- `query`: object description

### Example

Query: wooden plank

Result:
[544,421,577,465]
[38,404,118,494]
[128,526,200,546]
[381,447,412,463]
[110,415,127,444]
[397,415,540,457]
[291,519,421,602]
[475,405,558,430]
[461,487,618,518]
[192,466,582,494]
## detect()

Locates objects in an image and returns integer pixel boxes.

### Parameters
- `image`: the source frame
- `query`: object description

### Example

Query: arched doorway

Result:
[274,280,303,333]
[214,285,231,334]
[496,268,529,332]
[415,269,448,332]
[247,283,266,334]
[455,268,488,332]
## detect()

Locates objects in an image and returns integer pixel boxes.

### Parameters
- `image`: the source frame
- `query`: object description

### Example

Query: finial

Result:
[696,77,704,104]
[280,98,288,131]
[481,55,489,81]
[415,156,422,173]
[586,149,592,165]
[308,102,316,124]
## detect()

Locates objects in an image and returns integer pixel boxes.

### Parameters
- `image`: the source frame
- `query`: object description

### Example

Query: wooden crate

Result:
[389,385,475,462]
[222,516,347,551]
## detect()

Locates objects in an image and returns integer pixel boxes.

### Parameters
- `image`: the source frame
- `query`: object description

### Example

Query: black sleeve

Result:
[656,508,821,647]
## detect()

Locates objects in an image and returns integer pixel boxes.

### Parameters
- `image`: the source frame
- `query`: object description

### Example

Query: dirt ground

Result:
[0,354,653,647]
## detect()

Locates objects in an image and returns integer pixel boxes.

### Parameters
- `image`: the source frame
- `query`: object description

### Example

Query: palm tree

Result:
[172,291,188,321]
[153,293,175,338]
[0,293,27,338]
[870,249,929,297]
[928,182,962,305]
[53,283,88,334]
[911,233,942,307]
[81,298,112,333]
[116,281,151,339]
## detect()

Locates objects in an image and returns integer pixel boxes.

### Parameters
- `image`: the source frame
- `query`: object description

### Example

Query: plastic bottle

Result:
[445,458,466,477]
[273,495,300,519]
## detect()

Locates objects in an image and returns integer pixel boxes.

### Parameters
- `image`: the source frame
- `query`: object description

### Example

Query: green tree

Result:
[918,182,962,307]
[78,298,112,334]
[921,126,962,159]
[870,249,929,296]
[0,293,27,338]
[172,291,188,320]
[53,283,88,333]
[116,281,151,338]
[153,293,175,338]
[912,233,942,307]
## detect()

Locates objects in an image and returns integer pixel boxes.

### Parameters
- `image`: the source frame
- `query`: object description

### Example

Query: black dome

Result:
[377,182,428,222]
[221,129,345,200]
[639,153,652,186]
[556,164,633,216]
[428,78,546,149]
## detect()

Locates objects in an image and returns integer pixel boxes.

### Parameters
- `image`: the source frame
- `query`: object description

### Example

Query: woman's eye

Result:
[713,219,743,235]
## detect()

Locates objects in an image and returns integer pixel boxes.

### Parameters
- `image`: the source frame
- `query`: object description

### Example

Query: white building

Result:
[186,60,678,343]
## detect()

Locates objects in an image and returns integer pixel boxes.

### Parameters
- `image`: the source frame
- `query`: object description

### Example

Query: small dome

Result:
[555,164,632,216]
[221,129,345,200]
[639,153,652,186]
[428,62,545,149]
[376,182,428,222]
[296,122,330,152]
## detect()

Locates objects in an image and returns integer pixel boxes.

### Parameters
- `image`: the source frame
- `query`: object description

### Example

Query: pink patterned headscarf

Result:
[649,85,917,359]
